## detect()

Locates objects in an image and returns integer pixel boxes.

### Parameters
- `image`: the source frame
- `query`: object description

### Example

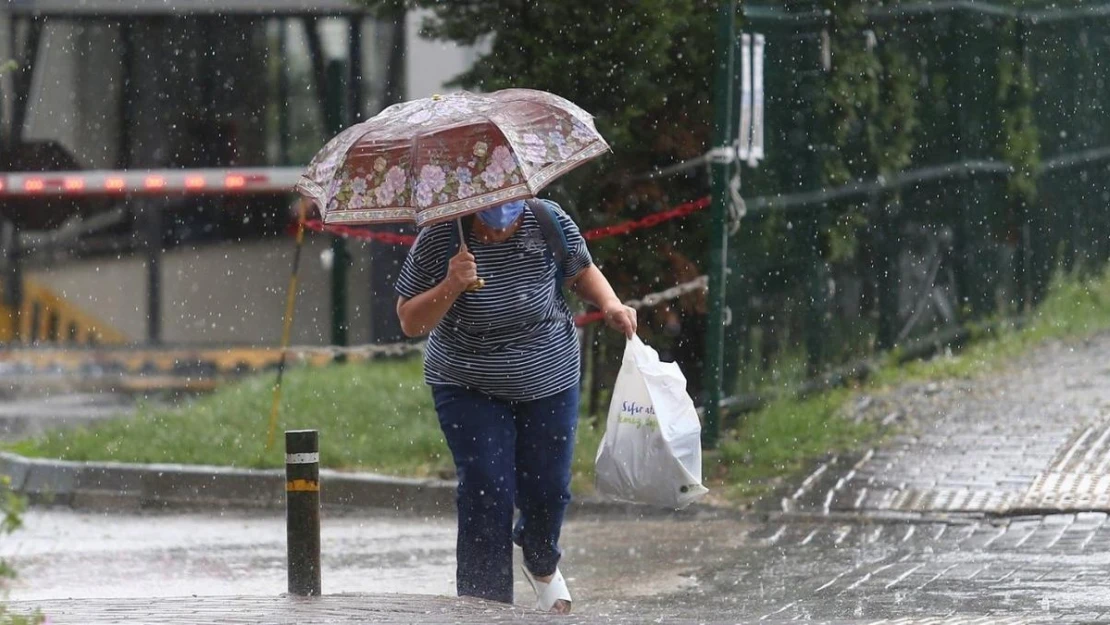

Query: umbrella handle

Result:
[457,219,485,291]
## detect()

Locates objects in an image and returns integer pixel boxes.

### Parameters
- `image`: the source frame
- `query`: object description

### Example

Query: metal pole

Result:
[875,192,899,350]
[277,19,291,167]
[325,59,350,352]
[286,429,321,596]
[10,17,42,150]
[118,20,134,169]
[0,220,22,343]
[703,0,737,449]
[140,199,163,344]
[348,17,363,123]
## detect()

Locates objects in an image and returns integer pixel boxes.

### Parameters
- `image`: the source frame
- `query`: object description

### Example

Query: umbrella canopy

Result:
[296,89,609,228]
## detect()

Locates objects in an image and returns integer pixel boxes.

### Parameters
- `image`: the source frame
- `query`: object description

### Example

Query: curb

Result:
[0,345,419,380]
[0,451,454,515]
[0,452,724,520]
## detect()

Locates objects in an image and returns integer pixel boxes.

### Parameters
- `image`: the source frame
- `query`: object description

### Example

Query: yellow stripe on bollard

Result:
[286,479,319,492]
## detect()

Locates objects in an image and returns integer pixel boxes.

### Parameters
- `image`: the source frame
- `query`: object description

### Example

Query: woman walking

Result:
[396,198,636,613]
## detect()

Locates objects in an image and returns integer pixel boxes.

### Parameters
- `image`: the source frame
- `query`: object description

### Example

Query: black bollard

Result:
[285,429,321,596]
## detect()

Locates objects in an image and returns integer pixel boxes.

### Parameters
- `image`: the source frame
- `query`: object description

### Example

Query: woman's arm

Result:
[396,245,477,337]
[568,265,637,338]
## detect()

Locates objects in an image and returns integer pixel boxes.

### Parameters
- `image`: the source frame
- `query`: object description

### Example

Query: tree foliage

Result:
[361,1,717,240]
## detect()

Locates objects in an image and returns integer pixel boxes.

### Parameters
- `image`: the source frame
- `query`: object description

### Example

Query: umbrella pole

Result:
[266,200,309,451]
[457,218,485,291]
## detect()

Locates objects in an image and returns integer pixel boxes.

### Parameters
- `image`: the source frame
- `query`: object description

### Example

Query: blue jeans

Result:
[432,384,579,604]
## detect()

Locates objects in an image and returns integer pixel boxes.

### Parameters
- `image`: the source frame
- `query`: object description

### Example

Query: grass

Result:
[711,388,875,500]
[10,269,1110,504]
[8,356,607,493]
[11,358,446,474]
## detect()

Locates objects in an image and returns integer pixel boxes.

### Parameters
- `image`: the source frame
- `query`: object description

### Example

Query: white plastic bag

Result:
[594,336,709,509]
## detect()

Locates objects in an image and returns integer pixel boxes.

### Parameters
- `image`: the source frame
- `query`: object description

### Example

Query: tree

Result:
[364,0,717,239]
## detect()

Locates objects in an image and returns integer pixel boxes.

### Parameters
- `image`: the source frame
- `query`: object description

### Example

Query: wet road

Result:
[6,508,1110,623]
[1,507,733,610]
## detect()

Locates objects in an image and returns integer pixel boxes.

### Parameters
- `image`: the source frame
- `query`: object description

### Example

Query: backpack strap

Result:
[526,199,569,283]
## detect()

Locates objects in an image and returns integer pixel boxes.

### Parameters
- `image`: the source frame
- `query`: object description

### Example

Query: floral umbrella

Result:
[295,89,609,228]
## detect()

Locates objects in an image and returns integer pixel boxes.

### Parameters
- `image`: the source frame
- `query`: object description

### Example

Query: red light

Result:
[145,176,166,190]
[185,176,207,190]
[105,177,126,191]
[0,179,5,192]
[64,177,86,191]
[24,178,45,192]
[225,175,246,189]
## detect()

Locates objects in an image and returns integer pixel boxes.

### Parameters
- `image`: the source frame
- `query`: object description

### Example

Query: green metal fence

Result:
[716,2,1110,414]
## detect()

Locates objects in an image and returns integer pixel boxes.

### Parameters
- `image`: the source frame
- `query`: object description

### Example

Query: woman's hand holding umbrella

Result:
[445,243,481,294]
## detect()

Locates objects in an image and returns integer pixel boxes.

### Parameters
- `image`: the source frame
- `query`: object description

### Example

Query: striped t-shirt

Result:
[395,202,593,401]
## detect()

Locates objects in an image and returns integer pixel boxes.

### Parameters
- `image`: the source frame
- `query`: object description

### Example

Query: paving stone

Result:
[673,514,1110,623]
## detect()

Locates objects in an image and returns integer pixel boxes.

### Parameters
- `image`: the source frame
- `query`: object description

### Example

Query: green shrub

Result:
[0,477,42,625]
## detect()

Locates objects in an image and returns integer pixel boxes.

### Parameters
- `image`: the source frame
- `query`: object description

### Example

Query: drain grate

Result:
[875,619,1031,625]
[884,488,1018,514]
[1016,420,1110,512]
[1044,421,1110,475]
[1018,471,1110,512]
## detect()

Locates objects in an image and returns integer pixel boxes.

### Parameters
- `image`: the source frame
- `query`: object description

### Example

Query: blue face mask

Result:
[477,200,526,230]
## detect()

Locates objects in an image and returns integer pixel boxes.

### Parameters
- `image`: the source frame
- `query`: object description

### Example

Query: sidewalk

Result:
[3,594,1038,625]
[5,594,551,625]
[783,333,1110,517]
[6,594,536,625]
[0,393,134,441]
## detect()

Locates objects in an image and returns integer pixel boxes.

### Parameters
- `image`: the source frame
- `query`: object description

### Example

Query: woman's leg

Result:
[511,385,579,577]
[432,385,517,604]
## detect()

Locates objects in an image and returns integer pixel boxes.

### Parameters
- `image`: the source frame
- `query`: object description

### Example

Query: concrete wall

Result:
[27,237,382,346]
[405,10,484,99]
[19,21,123,169]
[27,255,146,340]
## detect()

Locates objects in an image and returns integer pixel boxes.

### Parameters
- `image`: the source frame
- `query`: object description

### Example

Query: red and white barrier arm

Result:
[0,167,304,197]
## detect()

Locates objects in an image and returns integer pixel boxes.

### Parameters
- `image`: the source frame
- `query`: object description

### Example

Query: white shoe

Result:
[520,565,572,614]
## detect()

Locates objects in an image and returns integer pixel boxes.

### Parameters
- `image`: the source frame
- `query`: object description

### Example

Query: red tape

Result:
[581,196,710,241]
[299,219,418,246]
[297,195,710,247]
[574,310,606,327]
